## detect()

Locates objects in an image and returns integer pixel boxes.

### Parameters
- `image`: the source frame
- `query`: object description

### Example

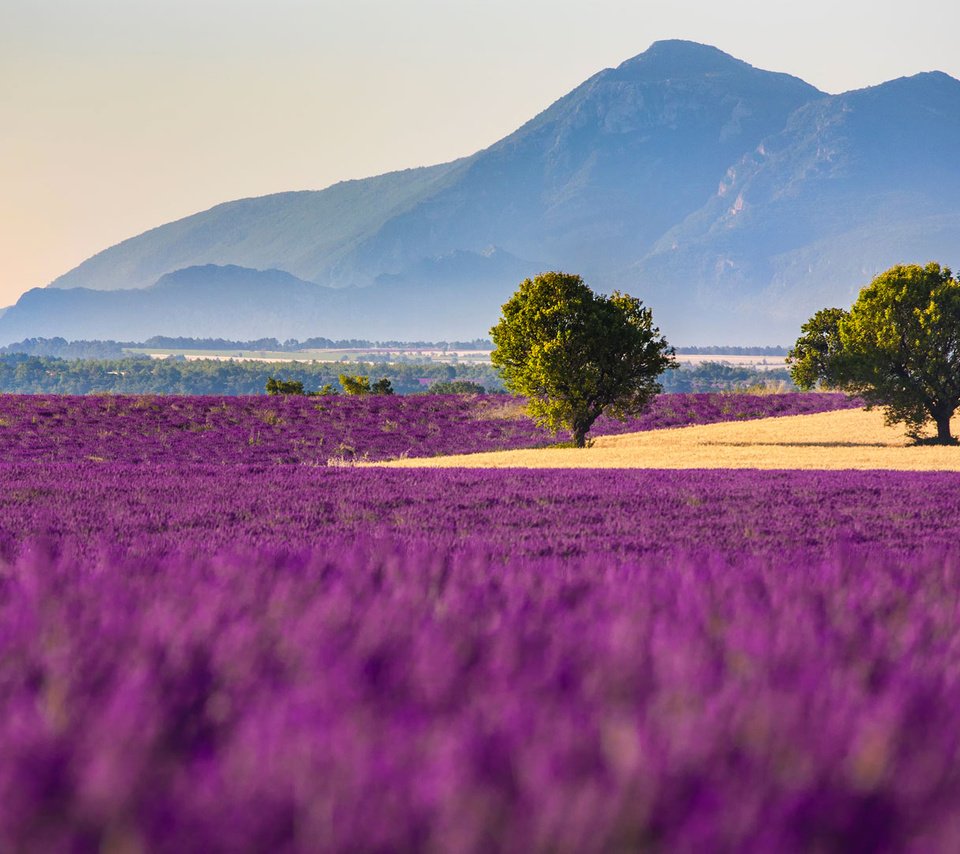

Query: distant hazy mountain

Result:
[636,70,960,338]
[0,261,532,342]
[2,39,958,345]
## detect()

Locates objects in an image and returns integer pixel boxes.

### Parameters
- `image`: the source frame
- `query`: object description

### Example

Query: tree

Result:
[339,374,371,395]
[788,263,960,444]
[427,380,486,395]
[490,272,675,447]
[265,376,305,395]
[785,308,849,391]
[338,374,394,395]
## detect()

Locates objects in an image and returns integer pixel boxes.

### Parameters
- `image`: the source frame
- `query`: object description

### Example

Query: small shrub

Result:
[265,376,304,395]
[428,380,486,395]
[339,374,371,396]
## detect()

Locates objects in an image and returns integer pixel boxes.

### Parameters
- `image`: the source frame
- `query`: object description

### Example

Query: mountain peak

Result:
[643,39,732,58]
[617,40,745,76]
[610,41,822,98]
[850,68,960,94]
[838,68,960,119]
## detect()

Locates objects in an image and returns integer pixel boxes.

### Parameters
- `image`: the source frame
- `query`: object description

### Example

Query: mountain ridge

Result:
[2,39,957,345]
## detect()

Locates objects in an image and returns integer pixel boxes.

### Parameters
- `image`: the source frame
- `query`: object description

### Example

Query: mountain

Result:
[2,40,958,345]
[0,259,534,342]
[0,267,325,342]
[636,70,960,339]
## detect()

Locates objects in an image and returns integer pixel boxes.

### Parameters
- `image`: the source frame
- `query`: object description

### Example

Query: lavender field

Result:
[2,392,957,851]
[7,539,960,851]
[2,465,959,564]
[0,391,858,464]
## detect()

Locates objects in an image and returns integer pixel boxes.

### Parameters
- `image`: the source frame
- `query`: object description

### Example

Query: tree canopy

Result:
[265,376,305,395]
[788,262,960,443]
[490,272,675,447]
[427,380,487,395]
[338,374,394,396]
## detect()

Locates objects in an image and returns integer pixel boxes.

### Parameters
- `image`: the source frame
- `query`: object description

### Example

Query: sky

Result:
[2,0,959,308]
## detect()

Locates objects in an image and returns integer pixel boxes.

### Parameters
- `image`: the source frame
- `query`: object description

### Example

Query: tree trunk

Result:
[572,411,598,448]
[936,412,954,444]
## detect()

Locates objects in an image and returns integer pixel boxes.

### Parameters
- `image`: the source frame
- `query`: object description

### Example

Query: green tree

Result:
[370,378,394,395]
[786,308,849,391]
[427,380,486,395]
[265,376,305,395]
[490,271,675,447]
[789,263,960,443]
[339,374,371,395]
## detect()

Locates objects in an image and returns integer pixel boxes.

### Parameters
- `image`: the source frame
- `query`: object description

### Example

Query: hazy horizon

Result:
[3,0,959,308]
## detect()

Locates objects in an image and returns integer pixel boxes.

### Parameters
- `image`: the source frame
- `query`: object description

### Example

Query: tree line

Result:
[0,352,789,396]
[0,356,503,395]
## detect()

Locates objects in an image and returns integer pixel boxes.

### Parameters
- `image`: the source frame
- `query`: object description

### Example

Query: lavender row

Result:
[4,539,960,850]
[2,464,959,564]
[0,392,858,464]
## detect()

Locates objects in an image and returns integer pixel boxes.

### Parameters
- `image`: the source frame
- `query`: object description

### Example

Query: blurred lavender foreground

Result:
[3,393,959,851]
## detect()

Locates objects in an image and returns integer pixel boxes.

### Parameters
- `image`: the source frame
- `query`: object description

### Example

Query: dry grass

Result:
[379,409,960,470]
[471,399,528,420]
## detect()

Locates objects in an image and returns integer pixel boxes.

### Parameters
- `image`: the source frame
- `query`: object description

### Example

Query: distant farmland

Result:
[126,346,788,372]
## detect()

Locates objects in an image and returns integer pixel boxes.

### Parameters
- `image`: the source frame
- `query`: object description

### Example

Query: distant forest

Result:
[0,353,793,396]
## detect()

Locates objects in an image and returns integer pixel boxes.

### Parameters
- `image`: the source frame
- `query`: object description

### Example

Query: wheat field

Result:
[380,408,960,470]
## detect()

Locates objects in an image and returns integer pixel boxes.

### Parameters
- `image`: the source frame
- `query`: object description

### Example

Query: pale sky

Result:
[2,0,958,307]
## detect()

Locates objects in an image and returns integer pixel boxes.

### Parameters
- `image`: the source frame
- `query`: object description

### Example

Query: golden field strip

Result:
[380,408,960,470]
